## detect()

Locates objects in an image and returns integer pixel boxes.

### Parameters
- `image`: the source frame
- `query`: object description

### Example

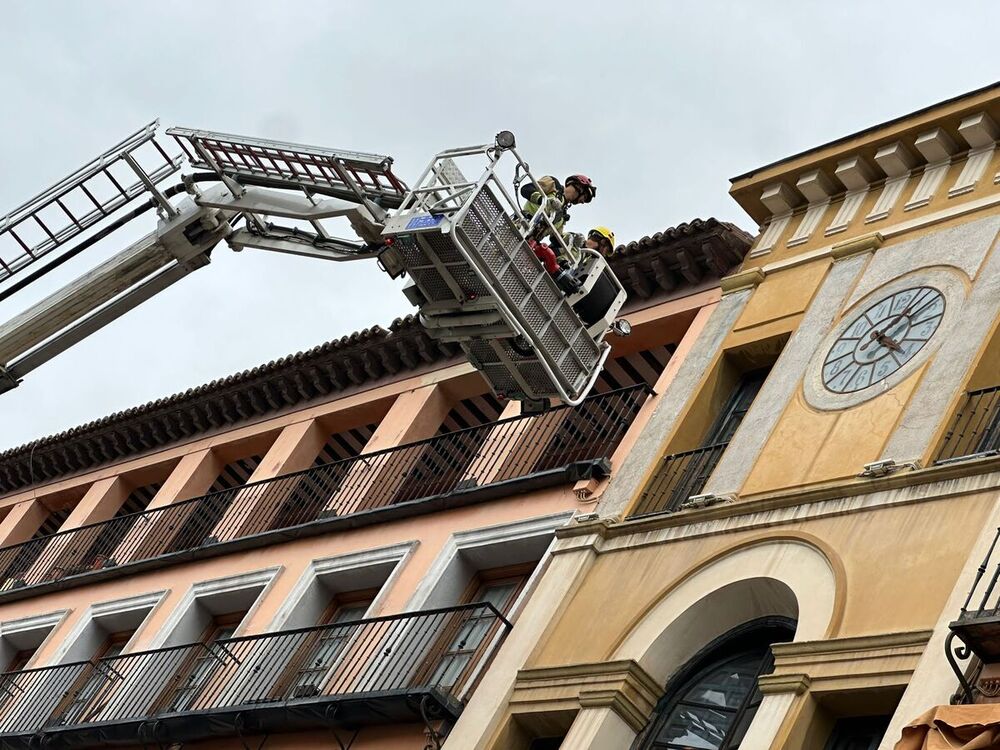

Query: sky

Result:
[0,0,997,450]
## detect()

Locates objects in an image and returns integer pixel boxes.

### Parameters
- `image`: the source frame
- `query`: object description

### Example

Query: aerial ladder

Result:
[0,123,628,409]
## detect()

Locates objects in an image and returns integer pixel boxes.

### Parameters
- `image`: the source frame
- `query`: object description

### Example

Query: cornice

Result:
[512,659,662,732]
[555,452,1000,543]
[771,630,932,659]
[830,231,884,260]
[720,267,766,294]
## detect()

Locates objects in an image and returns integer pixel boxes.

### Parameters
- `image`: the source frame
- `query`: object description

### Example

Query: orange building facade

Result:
[0,220,750,749]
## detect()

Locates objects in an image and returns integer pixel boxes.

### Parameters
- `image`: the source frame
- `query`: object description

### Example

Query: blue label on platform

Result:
[405,214,445,230]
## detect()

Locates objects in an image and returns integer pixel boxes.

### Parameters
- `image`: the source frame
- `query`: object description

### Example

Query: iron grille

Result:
[630,442,730,517]
[0,385,649,595]
[937,385,1000,463]
[0,604,510,742]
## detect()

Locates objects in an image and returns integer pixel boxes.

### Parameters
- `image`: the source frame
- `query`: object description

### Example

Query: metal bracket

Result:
[322,704,359,750]
[418,694,445,750]
[945,630,980,704]
[0,365,19,395]
[858,458,923,478]
[681,492,737,510]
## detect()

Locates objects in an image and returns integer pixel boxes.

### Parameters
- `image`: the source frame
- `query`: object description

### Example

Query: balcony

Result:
[0,385,650,600]
[937,385,1000,464]
[0,604,509,748]
[628,441,729,517]
[947,526,1000,702]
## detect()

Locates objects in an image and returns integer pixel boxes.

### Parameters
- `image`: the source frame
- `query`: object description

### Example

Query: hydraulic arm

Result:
[0,123,627,406]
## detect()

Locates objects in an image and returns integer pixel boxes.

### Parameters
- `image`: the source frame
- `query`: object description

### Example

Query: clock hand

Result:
[860,329,903,352]
[876,332,903,352]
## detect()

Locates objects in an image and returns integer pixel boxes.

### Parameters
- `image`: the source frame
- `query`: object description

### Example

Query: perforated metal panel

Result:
[386,142,615,403]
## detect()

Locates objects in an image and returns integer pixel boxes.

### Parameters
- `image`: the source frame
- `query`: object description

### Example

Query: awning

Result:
[894,705,1000,749]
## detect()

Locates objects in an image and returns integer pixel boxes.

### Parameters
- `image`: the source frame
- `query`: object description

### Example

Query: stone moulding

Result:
[510,659,662,732]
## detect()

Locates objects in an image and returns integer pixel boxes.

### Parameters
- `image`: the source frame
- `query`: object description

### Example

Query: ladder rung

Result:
[167,127,408,205]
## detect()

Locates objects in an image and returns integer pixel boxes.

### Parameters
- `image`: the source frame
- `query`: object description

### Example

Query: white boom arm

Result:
[0,124,627,406]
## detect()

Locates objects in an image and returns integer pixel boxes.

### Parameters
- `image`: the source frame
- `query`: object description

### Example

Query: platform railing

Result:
[0,604,510,739]
[936,385,1000,463]
[0,385,650,593]
[629,441,730,517]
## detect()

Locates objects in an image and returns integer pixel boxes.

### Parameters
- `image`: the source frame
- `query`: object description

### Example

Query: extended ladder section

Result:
[0,121,181,290]
[382,140,613,405]
[167,128,408,208]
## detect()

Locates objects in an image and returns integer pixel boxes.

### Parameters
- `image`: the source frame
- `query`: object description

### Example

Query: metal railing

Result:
[946,526,1000,703]
[937,385,1000,463]
[629,441,729,517]
[0,385,649,593]
[957,527,1000,621]
[0,604,509,740]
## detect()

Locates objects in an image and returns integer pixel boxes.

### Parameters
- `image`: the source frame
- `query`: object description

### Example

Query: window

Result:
[426,564,531,689]
[528,739,565,750]
[823,716,890,750]
[58,630,134,725]
[633,619,794,750]
[284,590,375,698]
[704,368,769,446]
[0,648,37,712]
[5,649,34,673]
[165,612,246,713]
[636,368,770,515]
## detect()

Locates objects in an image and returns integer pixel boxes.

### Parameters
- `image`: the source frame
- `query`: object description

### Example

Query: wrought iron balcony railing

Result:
[629,441,729,517]
[946,526,1000,703]
[0,385,650,597]
[937,385,1000,464]
[0,603,510,749]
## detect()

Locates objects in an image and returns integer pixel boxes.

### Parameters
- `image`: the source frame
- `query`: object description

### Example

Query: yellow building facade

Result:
[447,82,1000,749]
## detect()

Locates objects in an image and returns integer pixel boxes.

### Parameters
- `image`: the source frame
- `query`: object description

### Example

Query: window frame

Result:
[632,616,796,750]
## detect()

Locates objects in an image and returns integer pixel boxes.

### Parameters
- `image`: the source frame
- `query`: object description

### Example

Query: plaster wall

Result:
[704,254,868,497]
[713,210,1000,498]
[532,491,994,672]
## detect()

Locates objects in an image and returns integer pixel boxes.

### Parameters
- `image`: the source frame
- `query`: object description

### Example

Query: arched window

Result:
[633,618,795,750]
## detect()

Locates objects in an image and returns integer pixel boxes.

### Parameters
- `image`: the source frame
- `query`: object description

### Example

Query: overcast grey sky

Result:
[0,0,997,450]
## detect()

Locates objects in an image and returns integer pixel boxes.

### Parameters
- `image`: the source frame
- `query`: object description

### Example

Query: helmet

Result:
[565,174,596,203]
[589,226,615,246]
[589,226,616,254]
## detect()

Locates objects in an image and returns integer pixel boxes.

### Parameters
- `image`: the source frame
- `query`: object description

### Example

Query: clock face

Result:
[821,286,945,394]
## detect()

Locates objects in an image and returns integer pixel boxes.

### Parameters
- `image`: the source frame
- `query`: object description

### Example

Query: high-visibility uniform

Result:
[521,176,579,265]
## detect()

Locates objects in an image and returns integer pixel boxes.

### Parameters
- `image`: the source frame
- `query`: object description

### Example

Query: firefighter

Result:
[520,174,597,262]
[585,226,616,257]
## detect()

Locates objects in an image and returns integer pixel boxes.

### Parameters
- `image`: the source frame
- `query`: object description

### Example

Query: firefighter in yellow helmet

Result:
[585,226,616,257]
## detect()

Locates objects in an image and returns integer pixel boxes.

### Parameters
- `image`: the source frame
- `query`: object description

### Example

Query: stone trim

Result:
[50,590,167,664]
[749,188,1000,279]
[720,267,766,294]
[773,630,932,657]
[768,630,931,693]
[830,231,884,260]
[511,659,661,732]
[757,672,811,695]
